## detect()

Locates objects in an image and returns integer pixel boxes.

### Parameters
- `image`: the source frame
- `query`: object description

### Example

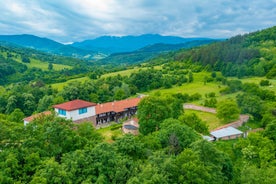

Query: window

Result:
[79,107,87,114]
[58,109,66,116]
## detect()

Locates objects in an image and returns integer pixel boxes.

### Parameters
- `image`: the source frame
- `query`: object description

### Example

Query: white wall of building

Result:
[55,106,96,121]
[24,120,29,126]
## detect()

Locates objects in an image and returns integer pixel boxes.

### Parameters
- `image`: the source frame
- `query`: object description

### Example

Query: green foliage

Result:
[176,149,213,183]
[266,67,276,79]
[263,120,276,142]
[137,95,184,135]
[31,158,69,184]
[7,108,25,123]
[188,71,193,82]
[159,118,200,155]
[236,133,275,167]
[114,134,145,159]
[129,69,163,91]
[241,165,276,184]
[191,140,234,182]
[259,79,270,86]
[236,93,262,118]
[138,96,172,135]
[217,100,240,123]
[179,113,209,134]
[204,97,217,107]
[21,56,30,63]
[48,63,53,70]
[37,95,54,112]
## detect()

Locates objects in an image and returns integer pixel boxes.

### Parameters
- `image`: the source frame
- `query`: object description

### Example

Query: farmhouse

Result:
[53,99,97,124]
[23,111,52,126]
[24,98,141,126]
[210,126,244,140]
[95,98,140,126]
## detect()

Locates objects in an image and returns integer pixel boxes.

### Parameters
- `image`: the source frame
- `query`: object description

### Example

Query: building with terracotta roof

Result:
[44,98,141,126]
[53,99,97,123]
[23,111,52,126]
[95,98,140,126]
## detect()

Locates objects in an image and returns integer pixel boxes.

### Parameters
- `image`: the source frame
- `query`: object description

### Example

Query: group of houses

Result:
[24,97,141,127]
[24,99,249,140]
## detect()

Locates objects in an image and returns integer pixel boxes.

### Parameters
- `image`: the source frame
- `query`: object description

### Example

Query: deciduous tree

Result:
[217,100,240,123]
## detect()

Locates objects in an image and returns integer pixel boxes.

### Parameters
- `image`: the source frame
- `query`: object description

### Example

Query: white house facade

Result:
[23,98,141,126]
[53,99,96,121]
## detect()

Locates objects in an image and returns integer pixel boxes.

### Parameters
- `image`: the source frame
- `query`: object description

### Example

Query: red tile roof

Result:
[53,99,96,111]
[23,111,52,122]
[96,98,141,114]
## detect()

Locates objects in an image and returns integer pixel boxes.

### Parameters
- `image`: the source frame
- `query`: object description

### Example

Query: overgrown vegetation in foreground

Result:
[0,93,275,183]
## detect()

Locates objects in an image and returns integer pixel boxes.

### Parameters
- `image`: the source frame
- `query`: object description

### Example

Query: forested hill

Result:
[0,34,96,59]
[97,39,218,65]
[150,26,276,78]
[0,42,97,85]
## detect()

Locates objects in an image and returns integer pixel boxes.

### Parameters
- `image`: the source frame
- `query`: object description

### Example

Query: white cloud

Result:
[0,0,275,42]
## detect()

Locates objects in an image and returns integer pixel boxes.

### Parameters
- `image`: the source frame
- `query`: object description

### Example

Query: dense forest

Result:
[0,42,115,85]
[150,26,276,79]
[0,26,276,183]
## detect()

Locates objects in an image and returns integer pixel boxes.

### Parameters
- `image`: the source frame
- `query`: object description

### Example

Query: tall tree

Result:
[217,100,240,123]
[138,96,172,135]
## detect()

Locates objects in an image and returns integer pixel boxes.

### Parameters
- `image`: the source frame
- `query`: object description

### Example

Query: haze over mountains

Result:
[71,34,215,54]
[0,34,217,61]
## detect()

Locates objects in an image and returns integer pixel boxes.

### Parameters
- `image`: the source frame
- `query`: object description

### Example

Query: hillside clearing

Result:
[101,65,162,78]
[97,124,123,142]
[51,76,89,91]
[184,109,223,131]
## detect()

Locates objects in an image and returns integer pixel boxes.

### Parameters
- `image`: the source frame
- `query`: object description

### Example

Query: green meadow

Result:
[51,65,162,91]
[97,124,123,143]
[147,72,225,101]
[25,58,72,71]
[101,65,162,78]
[51,76,90,91]
[184,109,223,131]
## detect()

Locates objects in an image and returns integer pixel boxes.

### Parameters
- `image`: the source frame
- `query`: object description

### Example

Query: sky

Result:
[0,0,275,43]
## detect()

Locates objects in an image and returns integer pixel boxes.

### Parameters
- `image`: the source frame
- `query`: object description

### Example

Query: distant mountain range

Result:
[0,34,218,61]
[0,34,96,59]
[98,39,218,65]
[71,34,214,54]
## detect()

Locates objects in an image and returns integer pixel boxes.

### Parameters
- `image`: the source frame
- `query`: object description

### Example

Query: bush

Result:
[110,123,122,130]
[259,80,270,86]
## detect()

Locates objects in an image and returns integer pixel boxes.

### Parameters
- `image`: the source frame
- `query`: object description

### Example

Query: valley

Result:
[0,26,275,183]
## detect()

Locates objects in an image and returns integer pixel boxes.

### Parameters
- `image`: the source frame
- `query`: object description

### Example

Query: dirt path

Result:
[184,103,250,131]
[184,104,216,114]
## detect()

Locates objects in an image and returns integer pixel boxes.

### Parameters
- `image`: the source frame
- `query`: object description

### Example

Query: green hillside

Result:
[0,34,96,59]
[149,26,276,79]
[97,39,218,65]
[0,43,96,85]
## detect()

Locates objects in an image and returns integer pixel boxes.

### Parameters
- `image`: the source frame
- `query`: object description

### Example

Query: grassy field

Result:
[147,72,225,101]
[101,65,162,78]
[230,76,276,93]
[7,53,72,71]
[97,124,123,142]
[51,65,162,91]
[9,54,72,71]
[24,58,72,71]
[184,109,223,131]
[101,67,143,78]
[51,76,89,91]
